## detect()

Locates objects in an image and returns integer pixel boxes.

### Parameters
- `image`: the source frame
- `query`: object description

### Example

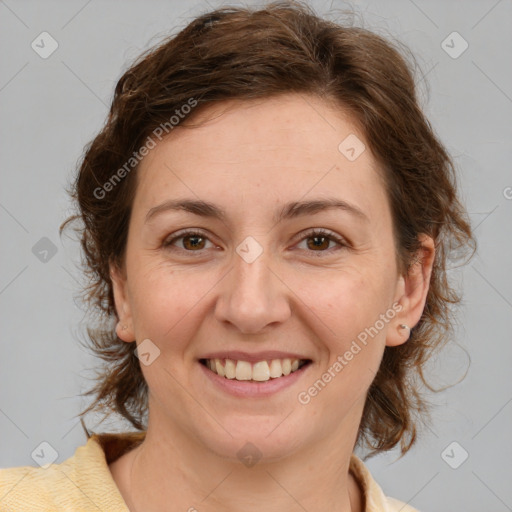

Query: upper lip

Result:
[199,351,312,363]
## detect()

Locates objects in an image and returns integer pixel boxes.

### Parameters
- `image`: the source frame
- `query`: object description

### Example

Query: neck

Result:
[115,414,364,512]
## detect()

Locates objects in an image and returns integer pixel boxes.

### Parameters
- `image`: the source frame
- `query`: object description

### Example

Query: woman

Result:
[0,2,474,511]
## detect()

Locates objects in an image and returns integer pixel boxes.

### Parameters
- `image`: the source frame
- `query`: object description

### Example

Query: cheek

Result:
[299,264,394,387]
[304,266,390,337]
[302,273,390,401]
[128,266,192,343]
[128,262,226,354]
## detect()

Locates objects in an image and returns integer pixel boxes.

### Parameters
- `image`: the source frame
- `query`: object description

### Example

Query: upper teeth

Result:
[205,358,303,381]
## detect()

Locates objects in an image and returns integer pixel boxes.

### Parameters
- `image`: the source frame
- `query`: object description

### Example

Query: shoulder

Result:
[0,434,135,511]
[349,454,421,512]
[0,463,70,509]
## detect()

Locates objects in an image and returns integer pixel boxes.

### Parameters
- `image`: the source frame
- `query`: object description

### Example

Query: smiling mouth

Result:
[199,358,312,382]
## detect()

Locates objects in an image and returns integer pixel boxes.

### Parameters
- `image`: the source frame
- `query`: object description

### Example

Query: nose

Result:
[214,244,291,334]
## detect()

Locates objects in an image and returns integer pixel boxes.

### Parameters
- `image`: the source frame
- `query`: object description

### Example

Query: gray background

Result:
[1,1,511,511]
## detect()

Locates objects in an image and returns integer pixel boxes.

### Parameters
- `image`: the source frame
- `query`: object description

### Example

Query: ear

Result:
[110,260,135,343]
[386,234,436,347]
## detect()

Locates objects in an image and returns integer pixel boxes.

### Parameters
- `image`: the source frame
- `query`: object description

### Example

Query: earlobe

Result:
[110,262,136,343]
[115,321,133,341]
[386,306,414,347]
[386,234,435,347]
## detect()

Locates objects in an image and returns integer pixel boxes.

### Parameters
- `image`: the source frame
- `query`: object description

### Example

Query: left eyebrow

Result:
[276,198,369,223]
[145,197,369,224]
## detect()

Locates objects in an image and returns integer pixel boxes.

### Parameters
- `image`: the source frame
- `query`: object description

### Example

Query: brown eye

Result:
[163,230,213,252]
[306,234,331,251]
[182,234,206,250]
[296,229,347,256]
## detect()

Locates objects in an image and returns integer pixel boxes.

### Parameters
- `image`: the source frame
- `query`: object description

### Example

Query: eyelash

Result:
[162,228,348,257]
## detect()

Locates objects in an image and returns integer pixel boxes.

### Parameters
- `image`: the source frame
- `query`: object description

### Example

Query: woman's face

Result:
[112,93,431,461]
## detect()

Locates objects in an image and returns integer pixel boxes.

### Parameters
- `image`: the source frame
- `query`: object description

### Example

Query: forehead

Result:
[133,94,390,226]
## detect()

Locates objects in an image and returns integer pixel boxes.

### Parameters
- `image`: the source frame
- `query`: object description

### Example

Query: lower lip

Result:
[198,361,311,398]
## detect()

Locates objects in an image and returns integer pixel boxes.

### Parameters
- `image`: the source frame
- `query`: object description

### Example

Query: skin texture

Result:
[108,93,435,512]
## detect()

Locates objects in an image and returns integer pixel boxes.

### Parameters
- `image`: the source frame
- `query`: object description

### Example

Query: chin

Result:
[198,417,306,464]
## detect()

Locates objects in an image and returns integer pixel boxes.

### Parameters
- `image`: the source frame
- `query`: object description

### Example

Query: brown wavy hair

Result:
[61,0,475,458]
